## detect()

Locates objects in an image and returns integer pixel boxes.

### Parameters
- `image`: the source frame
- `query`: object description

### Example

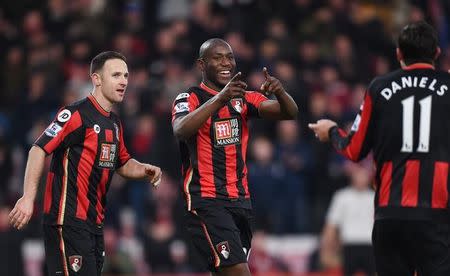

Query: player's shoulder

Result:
[52,98,88,123]
[173,87,202,102]
[367,69,403,92]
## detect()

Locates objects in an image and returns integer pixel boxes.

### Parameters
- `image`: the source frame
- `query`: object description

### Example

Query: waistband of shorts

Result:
[375,206,450,223]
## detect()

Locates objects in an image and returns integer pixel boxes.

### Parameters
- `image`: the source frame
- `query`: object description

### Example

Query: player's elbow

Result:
[173,124,190,140]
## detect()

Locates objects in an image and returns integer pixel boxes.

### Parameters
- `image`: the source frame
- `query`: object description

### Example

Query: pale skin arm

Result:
[116,158,162,186]
[320,223,341,269]
[308,119,338,142]
[9,145,46,230]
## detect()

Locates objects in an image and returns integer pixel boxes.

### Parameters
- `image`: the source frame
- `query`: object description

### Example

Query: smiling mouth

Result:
[218,70,231,77]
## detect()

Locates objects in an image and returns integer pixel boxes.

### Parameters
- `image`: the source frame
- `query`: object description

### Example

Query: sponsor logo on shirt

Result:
[45,122,62,137]
[98,143,117,168]
[213,118,241,147]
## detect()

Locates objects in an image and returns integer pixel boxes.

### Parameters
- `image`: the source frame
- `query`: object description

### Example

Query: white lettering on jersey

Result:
[380,76,446,101]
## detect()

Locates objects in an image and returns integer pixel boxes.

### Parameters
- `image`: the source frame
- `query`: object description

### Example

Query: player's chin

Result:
[216,76,230,86]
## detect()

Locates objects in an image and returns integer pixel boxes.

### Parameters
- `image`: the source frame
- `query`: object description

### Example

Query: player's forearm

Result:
[23,146,46,201]
[117,158,147,179]
[275,90,298,119]
[173,96,224,139]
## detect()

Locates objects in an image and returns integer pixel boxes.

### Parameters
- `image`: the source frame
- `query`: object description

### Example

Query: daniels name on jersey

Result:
[380,75,448,100]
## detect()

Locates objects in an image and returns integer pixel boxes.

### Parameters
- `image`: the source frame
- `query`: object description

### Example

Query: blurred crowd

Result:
[1,0,450,275]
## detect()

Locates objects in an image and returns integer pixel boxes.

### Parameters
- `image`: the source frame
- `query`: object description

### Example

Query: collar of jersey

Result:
[200,82,219,95]
[88,94,111,117]
[402,63,435,71]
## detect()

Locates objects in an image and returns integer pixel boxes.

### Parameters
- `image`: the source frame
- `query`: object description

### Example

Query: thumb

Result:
[308,123,317,130]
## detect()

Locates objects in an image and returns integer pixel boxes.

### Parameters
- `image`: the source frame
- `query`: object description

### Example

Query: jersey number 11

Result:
[401,95,432,153]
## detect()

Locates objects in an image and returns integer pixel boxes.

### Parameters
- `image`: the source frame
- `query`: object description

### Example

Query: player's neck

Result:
[202,79,223,92]
[91,89,113,112]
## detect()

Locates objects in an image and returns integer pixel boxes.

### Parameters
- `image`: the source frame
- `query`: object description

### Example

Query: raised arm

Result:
[173,72,247,140]
[257,67,298,120]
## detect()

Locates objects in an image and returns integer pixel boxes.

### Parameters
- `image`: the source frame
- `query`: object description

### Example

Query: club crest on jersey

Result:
[230,98,243,113]
[69,255,82,272]
[57,109,71,122]
[216,241,230,259]
[99,143,117,168]
[45,122,62,137]
[213,118,241,147]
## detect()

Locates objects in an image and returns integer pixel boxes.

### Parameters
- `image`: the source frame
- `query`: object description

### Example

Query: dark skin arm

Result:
[258,67,298,120]
[173,72,247,140]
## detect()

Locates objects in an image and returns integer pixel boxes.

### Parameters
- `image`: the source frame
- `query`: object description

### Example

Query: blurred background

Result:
[0,0,449,275]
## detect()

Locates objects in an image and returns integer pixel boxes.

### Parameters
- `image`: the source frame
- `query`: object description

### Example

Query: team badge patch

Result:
[99,143,117,168]
[57,109,71,122]
[213,118,241,147]
[69,255,82,272]
[230,98,243,113]
[216,241,230,259]
[45,122,62,137]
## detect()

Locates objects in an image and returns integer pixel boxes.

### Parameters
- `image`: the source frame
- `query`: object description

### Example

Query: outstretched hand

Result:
[260,67,285,96]
[217,72,247,104]
[308,119,338,142]
[145,164,162,188]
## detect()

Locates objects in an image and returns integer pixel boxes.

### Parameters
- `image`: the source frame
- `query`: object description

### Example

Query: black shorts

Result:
[343,244,375,276]
[373,219,450,276]
[185,205,254,271]
[43,225,104,276]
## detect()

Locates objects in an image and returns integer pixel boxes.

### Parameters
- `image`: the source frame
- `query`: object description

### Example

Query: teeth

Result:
[219,71,230,74]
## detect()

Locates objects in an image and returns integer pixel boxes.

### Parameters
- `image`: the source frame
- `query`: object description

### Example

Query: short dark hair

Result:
[90,51,126,75]
[198,38,230,59]
[398,21,438,65]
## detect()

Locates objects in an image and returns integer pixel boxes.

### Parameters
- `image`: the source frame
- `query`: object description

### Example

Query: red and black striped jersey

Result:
[35,95,131,233]
[172,82,268,210]
[330,63,450,221]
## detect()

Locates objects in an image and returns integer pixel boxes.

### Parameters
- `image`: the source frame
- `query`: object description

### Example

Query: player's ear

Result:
[396,48,403,63]
[434,47,441,60]
[196,58,206,72]
[91,73,101,87]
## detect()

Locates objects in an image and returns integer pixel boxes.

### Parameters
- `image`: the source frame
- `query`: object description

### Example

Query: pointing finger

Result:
[263,67,270,80]
[229,72,242,83]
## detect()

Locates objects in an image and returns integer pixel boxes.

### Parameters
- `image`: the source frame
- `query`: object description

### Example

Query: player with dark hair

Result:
[309,21,450,275]
[9,51,162,276]
[171,38,298,276]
